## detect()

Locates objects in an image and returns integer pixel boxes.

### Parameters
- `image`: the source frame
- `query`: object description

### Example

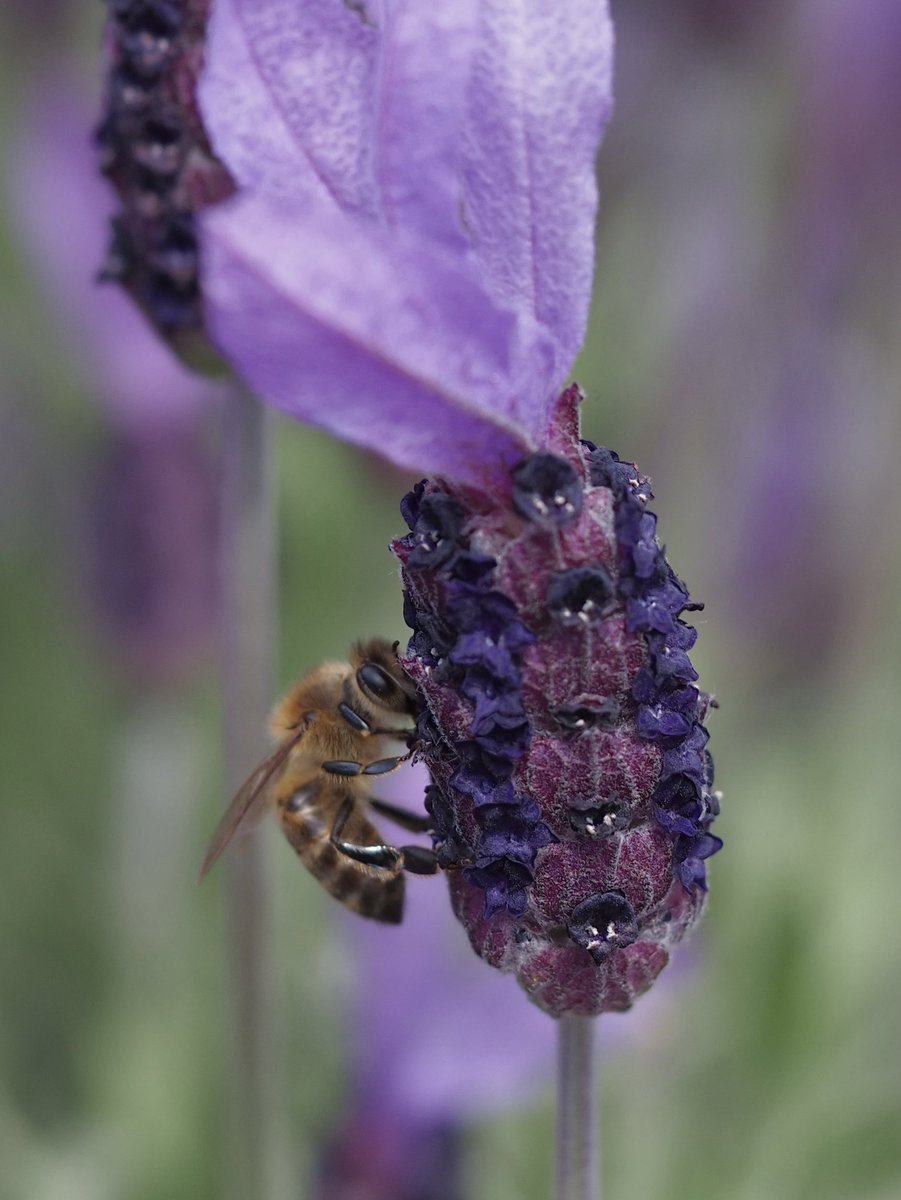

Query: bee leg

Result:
[331,798,402,870]
[369,797,433,834]
[322,749,414,778]
[362,750,414,776]
[330,798,438,875]
[334,839,404,871]
[398,846,439,875]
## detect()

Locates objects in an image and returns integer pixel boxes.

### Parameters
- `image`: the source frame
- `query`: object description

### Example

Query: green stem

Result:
[219,385,283,1200]
[555,1014,599,1200]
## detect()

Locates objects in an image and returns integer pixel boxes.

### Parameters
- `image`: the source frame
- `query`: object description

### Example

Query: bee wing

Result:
[198,722,310,882]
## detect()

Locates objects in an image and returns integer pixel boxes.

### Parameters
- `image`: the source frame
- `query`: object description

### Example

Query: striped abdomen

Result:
[276,777,404,924]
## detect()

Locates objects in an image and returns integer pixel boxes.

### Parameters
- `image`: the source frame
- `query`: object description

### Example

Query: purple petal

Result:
[375,2,478,250]
[199,1,615,475]
[202,189,558,487]
[462,2,614,373]
[201,0,380,211]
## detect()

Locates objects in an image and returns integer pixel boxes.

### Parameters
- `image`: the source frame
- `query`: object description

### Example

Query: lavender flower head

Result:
[193,1,720,1015]
[395,388,719,1016]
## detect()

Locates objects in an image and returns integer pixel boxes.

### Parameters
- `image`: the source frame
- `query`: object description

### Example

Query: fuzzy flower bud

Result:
[96,0,232,342]
[394,386,721,1018]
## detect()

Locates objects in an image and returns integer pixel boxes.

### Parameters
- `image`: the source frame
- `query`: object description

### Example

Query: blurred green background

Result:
[2,3,901,1199]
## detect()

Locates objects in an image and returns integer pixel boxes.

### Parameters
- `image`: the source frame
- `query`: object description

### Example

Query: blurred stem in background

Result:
[555,1016,598,1200]
[218,385,287,1200]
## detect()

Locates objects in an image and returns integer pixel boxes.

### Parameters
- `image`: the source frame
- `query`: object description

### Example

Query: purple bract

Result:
[197,1,614,489]
[395,385,720,1017]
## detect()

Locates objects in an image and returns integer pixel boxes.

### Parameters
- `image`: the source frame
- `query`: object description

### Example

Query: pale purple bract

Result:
[199,0,614,488]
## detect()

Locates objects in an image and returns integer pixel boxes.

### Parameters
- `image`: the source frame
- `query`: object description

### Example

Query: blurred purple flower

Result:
[88,425,219,680]
[13,74,222,679]
[198,1,614,489]
[795,0,901,308]
[320,868,552,1199]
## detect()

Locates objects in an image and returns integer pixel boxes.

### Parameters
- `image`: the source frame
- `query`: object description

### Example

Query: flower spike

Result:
[395,386,720,1017]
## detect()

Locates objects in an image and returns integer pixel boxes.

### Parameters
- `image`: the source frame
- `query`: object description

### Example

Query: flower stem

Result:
[219,384,283,1200]
[555,1014,599,1200]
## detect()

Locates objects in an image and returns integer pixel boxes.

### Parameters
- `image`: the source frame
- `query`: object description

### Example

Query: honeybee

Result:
[199,638,438,923]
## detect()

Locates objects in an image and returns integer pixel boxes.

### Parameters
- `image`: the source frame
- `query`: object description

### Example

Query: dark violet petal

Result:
[408,493,466,569]
[451,632,519,679]
[654,772,704,809]
[631,667,658,705]
[475,804,553,865]
[453,740,517,784]
[472,716,531,760]
[675,834,723,894]
[632,512,660,577]
[460,663,518,706]
[466,858,533,918]
[462,2,614,373]
[649,625,701,683]
[692,833,724,861]
[446,590,534,648]
[202,190,559,488]
[661,725,710,785]
[625,577,692,633]
[400,480,427,530]
[654,805,704,839]
[470,687,527,735]
[637,704,694,740]
[450,768,518,808]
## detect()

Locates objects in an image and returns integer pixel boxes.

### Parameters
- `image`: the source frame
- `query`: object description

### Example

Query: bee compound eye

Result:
[357,662,396,699]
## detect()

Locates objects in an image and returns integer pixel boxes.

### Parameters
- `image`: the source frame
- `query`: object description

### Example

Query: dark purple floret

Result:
[512,452,583,523]
[568,796,631,839]
[408,494,467,569]
[394,385,720,1016]
[547,566,615,625]
[568,891,639,964]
